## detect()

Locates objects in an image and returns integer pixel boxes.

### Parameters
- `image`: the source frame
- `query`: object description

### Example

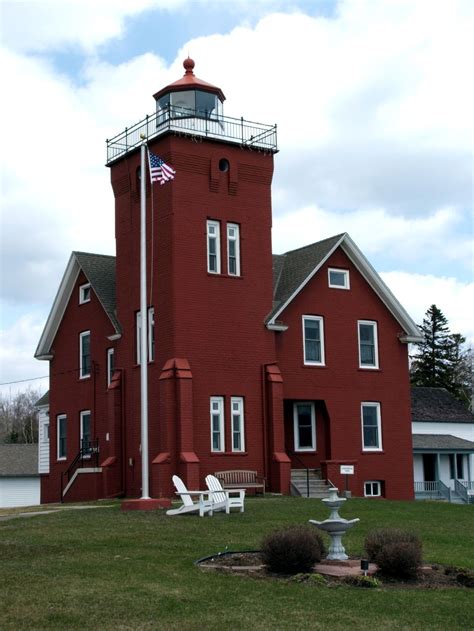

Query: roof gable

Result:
[268,232,422,341]
[35,252,119,359]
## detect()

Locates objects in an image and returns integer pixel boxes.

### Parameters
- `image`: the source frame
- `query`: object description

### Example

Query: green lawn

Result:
[0,497,473,630]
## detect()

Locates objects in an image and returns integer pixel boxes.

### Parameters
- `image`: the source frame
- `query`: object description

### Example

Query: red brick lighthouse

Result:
[36,59,419,504]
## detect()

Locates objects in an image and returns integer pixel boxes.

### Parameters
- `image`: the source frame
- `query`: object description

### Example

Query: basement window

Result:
[364,481,382,497]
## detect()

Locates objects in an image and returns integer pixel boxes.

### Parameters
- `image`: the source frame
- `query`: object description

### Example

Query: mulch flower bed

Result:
[197,551,474,589]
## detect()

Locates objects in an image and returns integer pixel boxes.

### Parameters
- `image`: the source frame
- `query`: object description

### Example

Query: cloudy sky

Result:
[0,0,473,396]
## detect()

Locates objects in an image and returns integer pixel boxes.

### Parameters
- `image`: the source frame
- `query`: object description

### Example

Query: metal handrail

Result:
[60,439,99,502]
[106,105,278,164]
[291,453,319,498]
[438,479,452,502]
[454,479,468,503]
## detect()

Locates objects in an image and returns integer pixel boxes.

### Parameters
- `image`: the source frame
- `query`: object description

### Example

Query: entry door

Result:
[422,454,436,481]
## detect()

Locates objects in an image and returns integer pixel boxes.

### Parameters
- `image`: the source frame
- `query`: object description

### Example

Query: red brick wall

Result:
[275,247,414,500]
[110,135,278,495]
[42,270,119,503]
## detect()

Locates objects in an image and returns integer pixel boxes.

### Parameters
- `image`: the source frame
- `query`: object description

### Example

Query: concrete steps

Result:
[290,469,333,498]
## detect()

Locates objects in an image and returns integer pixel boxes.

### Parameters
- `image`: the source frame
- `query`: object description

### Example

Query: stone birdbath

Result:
[309,487,359,560]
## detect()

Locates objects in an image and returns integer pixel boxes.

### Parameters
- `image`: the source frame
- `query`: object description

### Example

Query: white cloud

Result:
[0,313,49,397]
[380,271,474,344]
[0,0,186,53]
[1,0,473,387]
[272,205,472,276]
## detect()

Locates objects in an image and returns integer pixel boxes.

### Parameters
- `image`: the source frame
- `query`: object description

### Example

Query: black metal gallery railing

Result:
[60,439,99,501]
[106,105,278,164]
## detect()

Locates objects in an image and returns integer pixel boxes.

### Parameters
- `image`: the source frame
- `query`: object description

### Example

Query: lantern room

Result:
[153,57,225,123]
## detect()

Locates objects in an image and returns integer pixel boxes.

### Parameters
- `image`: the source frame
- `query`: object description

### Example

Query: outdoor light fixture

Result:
[361,559,369,576]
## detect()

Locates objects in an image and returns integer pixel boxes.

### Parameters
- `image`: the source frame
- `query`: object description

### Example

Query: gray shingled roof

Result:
[413,434,474,451]
[0,444,39,476]
[411,387,474,423]
[35,391,49,407]
[74,252,120,334]
[269,234,344,321]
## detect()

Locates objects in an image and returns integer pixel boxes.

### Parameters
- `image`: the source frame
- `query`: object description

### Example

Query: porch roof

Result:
[413,434,474,452]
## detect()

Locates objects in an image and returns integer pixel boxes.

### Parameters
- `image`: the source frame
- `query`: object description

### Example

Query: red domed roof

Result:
[153,58,226,102]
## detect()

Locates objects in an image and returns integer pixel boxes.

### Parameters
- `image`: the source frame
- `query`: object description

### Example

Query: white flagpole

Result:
[139,136,150,499]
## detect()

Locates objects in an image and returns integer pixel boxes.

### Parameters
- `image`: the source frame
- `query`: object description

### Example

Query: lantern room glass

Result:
[157,90,221,124]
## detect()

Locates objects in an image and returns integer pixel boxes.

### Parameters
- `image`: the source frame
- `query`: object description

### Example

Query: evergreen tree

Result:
[411,304,453,389]
[410,305,472,407]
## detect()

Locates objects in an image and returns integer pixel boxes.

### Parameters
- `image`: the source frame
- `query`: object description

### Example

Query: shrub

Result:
[455,569,474,588]
[342,575,380,588]
[289,572,327,585]
[364,529,422,579]
[261,525,325,575]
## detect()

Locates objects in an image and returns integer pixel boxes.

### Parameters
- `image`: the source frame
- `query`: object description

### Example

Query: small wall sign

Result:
[340,465,354,475]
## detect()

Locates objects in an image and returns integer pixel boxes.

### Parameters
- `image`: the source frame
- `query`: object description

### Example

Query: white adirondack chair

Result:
[206,474,245,514]
[166,475,214,517]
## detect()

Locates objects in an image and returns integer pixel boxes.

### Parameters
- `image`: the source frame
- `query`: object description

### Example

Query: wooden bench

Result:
[215,470,265,495]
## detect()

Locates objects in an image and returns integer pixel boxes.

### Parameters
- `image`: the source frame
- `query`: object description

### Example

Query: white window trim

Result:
[210,396,225,453]
[293,402,317,452]
[136,308,154,364]
[328,268,350,289]
[107,348,114,387]
[80,410,91,457]
[79,330,91,379]
[302,315,325,366]
[207,220,221,274]
[148,307,155,362]
[364,481,382,497]
[57,414,67,461]
[358,320,379,369]
[361,402,383,451]
[43,422,49,443]
[227,223,241,276]
[79,282,91,304]
[231,396,245,452]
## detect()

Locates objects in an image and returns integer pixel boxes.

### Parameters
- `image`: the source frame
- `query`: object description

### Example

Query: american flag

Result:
[148,151,176,185]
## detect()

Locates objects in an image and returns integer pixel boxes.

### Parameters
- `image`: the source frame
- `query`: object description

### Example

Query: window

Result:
[231,397,245,452]
[210,397,225,452]
[79,331,91,378]
[361,402,382,451]
[227,223,241,276]
[148,308,155,362]
[136,308,154,364]
[302,316,325,365]
[43,423,49,442]
[293,402,316,451]
[358,320,379,368]
[364,481,382,497]
[80,411,91,453]
[328,268,350,289]
[449,454,464,479]
[207,220,221,274]
[107,348,115,386]
[79,283,91,304]
[57,415,67,460]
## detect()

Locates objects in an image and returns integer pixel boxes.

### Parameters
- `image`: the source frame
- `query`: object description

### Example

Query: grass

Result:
[0,497,473,630]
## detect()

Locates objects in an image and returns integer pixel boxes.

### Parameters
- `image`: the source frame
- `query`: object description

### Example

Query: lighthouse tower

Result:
[106,59,284,498]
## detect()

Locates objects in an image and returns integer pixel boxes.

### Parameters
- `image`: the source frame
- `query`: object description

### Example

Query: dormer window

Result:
[79,283,91,304]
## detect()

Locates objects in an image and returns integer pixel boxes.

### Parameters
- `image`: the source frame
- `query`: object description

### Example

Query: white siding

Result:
[412,421,474,480]
[0,477,40,508]
[38,406,50,474]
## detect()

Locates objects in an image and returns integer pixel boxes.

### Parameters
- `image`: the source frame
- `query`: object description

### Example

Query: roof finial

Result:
[183,56,195,75]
